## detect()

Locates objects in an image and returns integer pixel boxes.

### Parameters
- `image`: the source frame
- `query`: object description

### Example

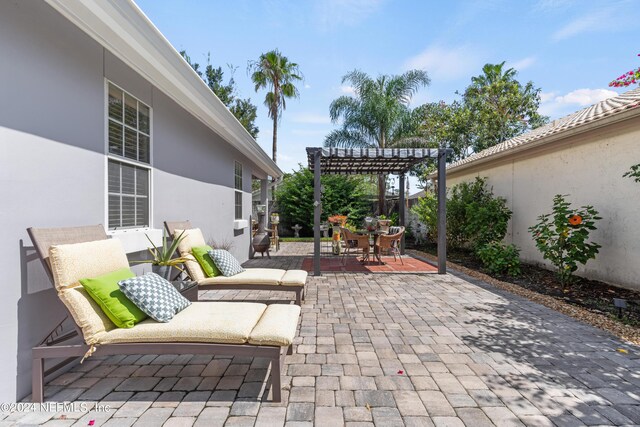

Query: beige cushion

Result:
[174,228,207,281]
[49,239,129,291]
[199,268,286,286]
[248,304,301,346]
[98,302,267,345]
[281,270,308,287]
[174,228,206,257]
[182,253,206,282]
[49,239,129,343]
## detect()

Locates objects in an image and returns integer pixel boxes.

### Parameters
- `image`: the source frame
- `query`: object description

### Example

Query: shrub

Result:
[411,177,512,249]
[528,194,601,288]
[411,192,438,242]
[465,197,512,250]
[623,163,640,183]
[476,242,521,276]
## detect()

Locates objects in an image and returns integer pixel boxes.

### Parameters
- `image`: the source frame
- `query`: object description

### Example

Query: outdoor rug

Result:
[301,254,437,273]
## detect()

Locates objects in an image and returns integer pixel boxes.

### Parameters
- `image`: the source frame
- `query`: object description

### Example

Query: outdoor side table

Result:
[172,280,198,302]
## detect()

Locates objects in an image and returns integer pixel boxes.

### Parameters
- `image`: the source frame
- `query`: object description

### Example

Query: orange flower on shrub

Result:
[568,214,582,226]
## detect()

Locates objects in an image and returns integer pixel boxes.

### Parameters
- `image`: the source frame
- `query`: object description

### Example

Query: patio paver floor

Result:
[6,242,640,426]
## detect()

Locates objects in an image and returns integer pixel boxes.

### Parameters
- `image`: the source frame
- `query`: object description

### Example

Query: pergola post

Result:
[313,149,322,276]
[437,148,447,274]
[398,174,405,255]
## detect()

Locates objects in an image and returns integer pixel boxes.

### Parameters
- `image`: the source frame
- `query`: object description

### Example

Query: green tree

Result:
[324,69,430,215]
[463,62,548,152]
[249,49,303,164]
[275,166,371,236]
[181,51,259,138]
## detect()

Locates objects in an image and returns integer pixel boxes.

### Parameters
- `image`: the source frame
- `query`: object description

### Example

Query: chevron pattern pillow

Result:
[118,273,191,322]
[208,249,245,277]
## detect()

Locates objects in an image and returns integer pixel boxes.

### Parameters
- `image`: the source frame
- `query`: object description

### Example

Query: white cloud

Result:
[555,88,617,105]
[313,0,384,30]
[509,56,536,71]
[539,88,618,117]
[340,85,356,95]
[552,10,610,41]
[290,112,331,124]
[304,84,311,89]
[403,44,483,81]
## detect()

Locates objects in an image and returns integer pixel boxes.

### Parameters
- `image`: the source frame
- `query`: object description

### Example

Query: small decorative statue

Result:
[292,224,302,238]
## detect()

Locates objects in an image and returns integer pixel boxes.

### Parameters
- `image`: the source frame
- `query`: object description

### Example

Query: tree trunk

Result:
[272,110,278,164]
[378,174,386,216]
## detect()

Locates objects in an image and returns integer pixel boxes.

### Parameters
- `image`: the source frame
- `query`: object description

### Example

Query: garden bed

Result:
[409,244,640,345]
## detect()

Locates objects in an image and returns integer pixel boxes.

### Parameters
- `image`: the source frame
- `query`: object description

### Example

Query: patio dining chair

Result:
[375,226,405,264]
[340,227,371,264]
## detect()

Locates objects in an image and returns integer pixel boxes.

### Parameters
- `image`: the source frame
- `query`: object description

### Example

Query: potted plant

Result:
[136,230,191,280]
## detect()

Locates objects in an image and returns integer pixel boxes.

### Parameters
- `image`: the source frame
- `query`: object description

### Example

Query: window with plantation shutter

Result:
[107,82,151,229]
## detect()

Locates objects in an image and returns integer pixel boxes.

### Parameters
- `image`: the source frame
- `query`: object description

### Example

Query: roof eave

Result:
[430,107,640,179]
[45,0,282,178]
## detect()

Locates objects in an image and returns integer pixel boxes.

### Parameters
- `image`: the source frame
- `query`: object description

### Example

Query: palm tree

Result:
[249,49,303,164]
[325,69,430,215]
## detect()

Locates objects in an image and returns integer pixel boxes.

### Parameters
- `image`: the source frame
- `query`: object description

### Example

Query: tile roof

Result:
[445,87,640,173]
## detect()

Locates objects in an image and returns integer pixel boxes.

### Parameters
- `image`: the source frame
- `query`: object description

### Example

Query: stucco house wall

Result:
[0,0,274,401]
[444,117,640,291]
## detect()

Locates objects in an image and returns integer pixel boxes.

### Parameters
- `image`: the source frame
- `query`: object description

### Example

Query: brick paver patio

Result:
[6,243,639,426]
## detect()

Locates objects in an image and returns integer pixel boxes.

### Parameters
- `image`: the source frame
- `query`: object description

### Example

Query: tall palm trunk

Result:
[272,109,278,163]
[377,174,386,216]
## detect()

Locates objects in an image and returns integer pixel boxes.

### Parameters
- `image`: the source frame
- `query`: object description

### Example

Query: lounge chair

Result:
[27,225,300,403]
[164,221,306,304]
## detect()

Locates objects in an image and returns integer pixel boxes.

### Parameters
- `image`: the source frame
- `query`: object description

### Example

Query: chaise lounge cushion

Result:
[281,270,308,287]
[49,239,129,344]
[199,268,287,286]
[174,228,206,255]
[248,304,301,346]
[97,302,300,346]
[174,228,207,282]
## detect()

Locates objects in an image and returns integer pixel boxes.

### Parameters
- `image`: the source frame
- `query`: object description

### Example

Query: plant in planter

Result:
[528,194,601,289]
[136,230,191,280]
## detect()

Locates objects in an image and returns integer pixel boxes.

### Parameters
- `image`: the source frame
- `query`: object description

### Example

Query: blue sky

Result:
[136,0,638,190]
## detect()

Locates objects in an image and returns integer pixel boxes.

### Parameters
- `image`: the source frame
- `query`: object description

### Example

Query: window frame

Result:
[104,80,153,230]
[234,161,243,220]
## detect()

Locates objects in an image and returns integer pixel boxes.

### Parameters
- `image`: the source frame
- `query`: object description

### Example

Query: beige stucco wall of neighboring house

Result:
[445,117,640,291]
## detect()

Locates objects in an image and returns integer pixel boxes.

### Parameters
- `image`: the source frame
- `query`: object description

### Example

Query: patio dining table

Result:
[355,229,388,264]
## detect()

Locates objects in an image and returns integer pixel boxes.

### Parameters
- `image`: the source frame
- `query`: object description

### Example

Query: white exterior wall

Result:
[0,1,263,400]
[445,118,640,291]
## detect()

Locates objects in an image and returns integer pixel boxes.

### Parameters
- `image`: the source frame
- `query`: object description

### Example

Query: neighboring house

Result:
[0,1,281,400]
[429,88,640,291]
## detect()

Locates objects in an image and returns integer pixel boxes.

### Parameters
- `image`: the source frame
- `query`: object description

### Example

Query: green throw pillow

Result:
[80,268,148,328]
[191,245,221,277]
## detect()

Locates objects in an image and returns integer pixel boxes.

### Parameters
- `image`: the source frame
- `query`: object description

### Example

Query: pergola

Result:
[306,147,451,276]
